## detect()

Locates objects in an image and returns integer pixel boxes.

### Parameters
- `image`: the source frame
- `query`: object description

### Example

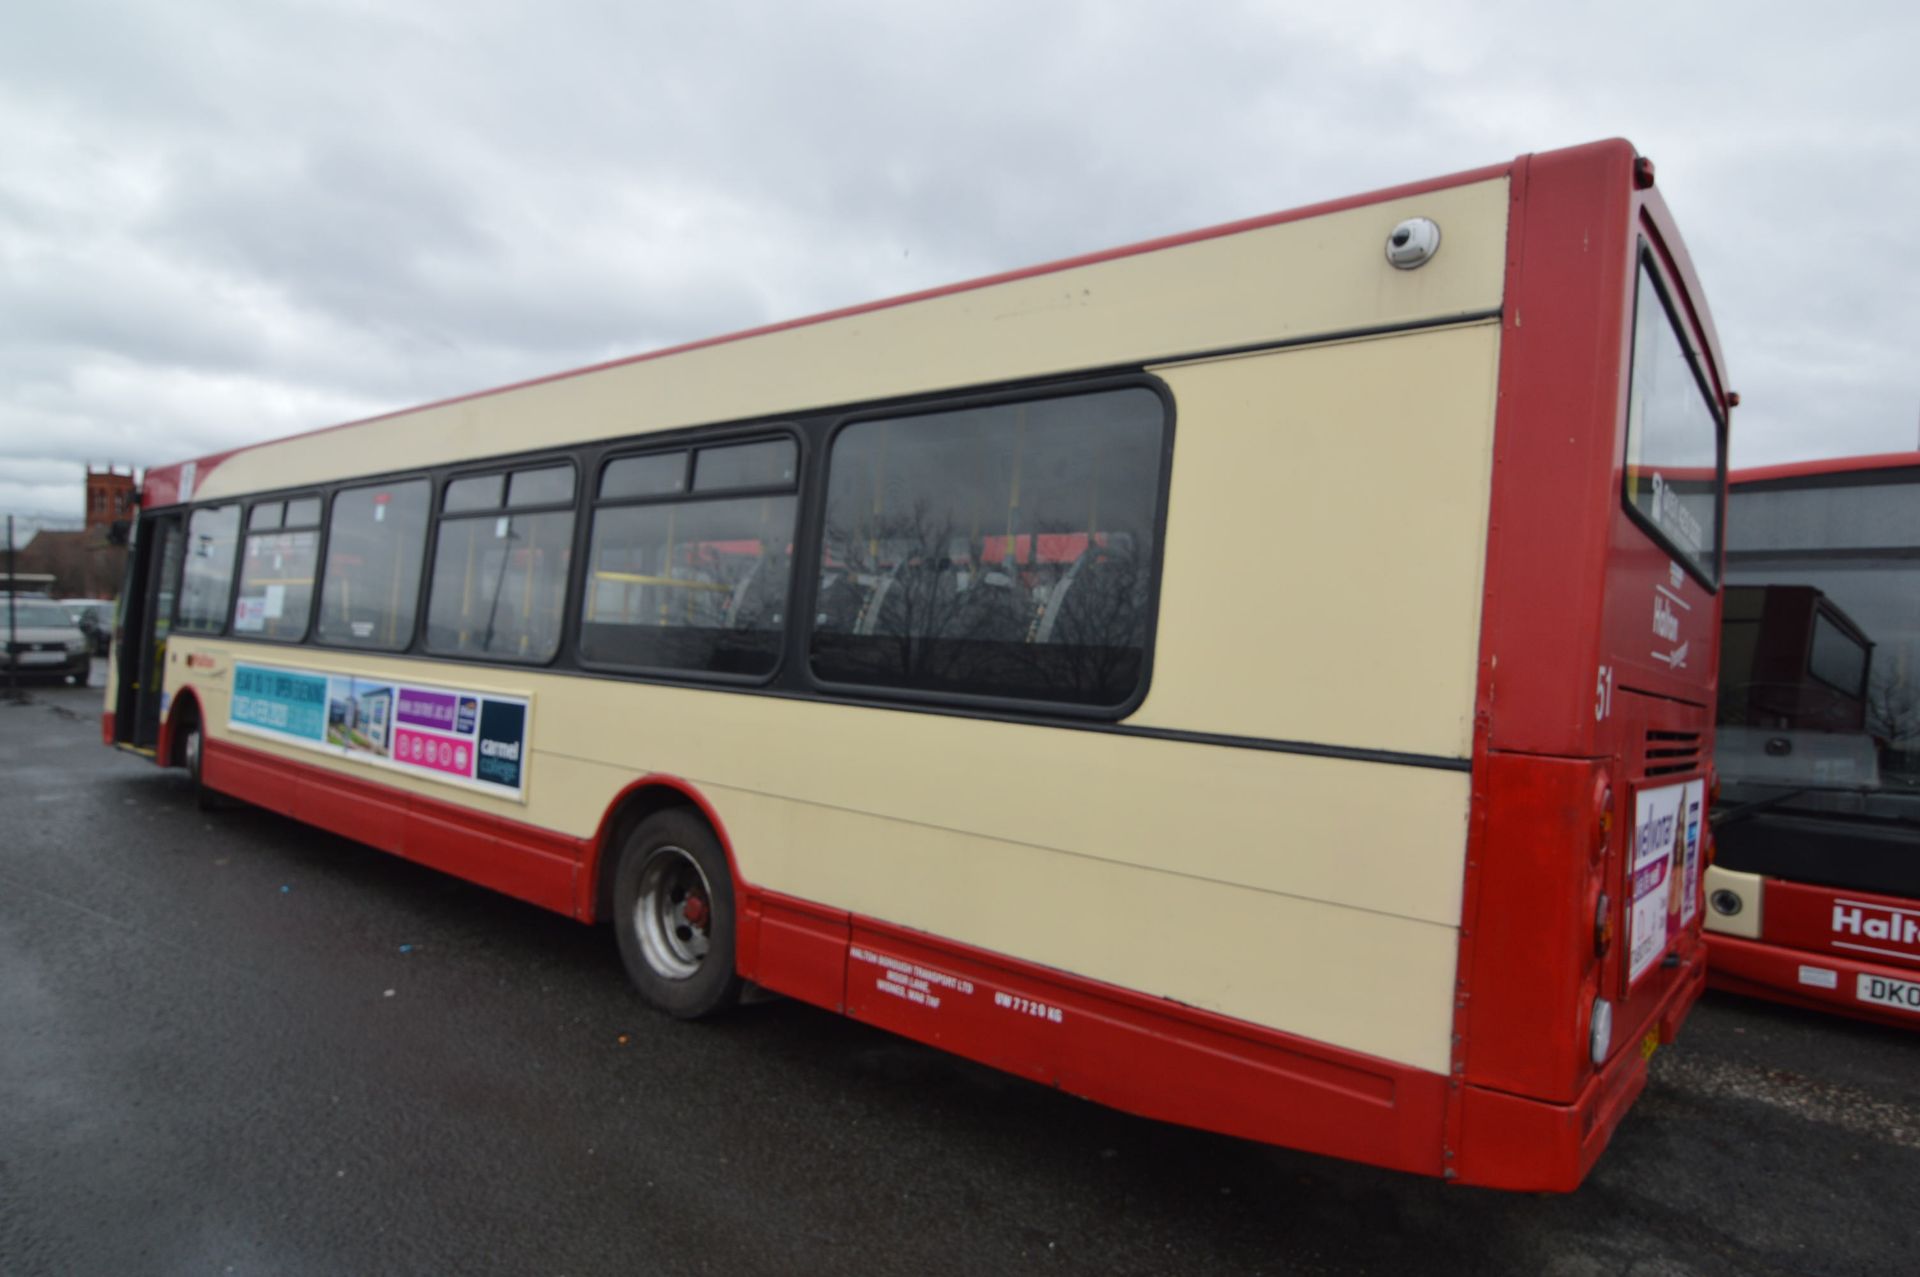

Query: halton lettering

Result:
[1832,903,1920,951]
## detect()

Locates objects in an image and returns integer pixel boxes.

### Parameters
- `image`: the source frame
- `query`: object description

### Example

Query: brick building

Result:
[85,466,138,530]
[11,466,138,598]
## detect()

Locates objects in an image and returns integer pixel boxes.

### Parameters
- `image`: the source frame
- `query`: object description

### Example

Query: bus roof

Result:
[140,140,1664,508]
[1731,451,1920,487]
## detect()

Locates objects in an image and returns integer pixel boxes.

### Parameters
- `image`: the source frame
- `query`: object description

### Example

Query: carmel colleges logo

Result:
[475,700,526,789]
[1831,900,1920,962]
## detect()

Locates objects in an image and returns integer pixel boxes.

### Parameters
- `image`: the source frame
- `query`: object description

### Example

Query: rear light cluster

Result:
[1588,777,1617,1067]
[1593,780,1613,862]
[1588,998,1615,1066]
[1592,780,1616,960]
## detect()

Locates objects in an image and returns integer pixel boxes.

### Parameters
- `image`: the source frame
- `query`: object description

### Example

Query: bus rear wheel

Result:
[613,810,742,1019]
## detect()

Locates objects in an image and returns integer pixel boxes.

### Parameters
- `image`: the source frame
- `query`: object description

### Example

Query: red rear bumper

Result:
[1456,950,1706,1191]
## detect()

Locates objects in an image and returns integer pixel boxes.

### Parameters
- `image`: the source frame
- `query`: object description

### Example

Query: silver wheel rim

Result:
[185,728,202,779]
[634,845,713,981]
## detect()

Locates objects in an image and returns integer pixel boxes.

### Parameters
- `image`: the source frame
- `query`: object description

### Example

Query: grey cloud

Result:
[2,0,1917,523]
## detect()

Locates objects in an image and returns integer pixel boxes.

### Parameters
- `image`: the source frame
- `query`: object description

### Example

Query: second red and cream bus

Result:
[107,139,1731,1190]
[1706,453,1920,1027]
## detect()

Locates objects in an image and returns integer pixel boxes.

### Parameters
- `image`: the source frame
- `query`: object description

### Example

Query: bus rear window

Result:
[1624,256,1722,584]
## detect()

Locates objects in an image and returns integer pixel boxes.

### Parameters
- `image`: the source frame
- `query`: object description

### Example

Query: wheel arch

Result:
[584,775,746,926]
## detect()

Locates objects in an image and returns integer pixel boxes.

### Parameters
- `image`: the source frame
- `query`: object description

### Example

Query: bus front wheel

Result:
[613,810,742,1019]
[183,721,223,812]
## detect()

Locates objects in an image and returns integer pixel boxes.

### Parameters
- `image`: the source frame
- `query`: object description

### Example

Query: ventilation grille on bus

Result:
[1644,730,1702,777]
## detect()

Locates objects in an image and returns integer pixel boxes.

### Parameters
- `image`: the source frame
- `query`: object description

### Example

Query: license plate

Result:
[1639,1028,1661,1061]
[1857,972,1920,1015]
[19,651,63,665]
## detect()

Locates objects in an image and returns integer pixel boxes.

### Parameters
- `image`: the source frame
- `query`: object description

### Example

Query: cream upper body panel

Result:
[190,178,1509,501]
[1138,322,1500,758]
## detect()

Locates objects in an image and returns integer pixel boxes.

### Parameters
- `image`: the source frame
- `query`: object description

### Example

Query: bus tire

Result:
[183,722,223,812]
[613,810,742,1019]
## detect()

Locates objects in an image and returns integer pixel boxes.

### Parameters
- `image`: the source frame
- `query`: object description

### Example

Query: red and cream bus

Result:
[107,139,1731,1190]
[1706,454,1920,1027]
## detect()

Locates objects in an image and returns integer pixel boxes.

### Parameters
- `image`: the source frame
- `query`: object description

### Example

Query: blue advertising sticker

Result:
[232,664,329,741]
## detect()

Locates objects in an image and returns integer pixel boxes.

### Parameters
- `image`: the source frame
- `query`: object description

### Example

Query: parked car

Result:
[1,596,92,685]
[60,598,116,654]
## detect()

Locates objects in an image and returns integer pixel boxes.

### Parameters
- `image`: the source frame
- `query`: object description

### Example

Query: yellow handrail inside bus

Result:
[592,571,730,592]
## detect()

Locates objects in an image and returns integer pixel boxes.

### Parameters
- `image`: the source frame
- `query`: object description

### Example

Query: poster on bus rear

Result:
[229,661,530,801]
[1627,779,1705,983]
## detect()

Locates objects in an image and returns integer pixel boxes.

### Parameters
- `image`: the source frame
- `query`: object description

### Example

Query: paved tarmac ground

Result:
[2,674,1916,1276]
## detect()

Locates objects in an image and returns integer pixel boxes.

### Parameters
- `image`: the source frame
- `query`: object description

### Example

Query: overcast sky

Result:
[3,0,1915,523]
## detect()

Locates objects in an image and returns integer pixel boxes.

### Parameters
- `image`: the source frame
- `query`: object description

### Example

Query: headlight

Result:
[68,638,89,654]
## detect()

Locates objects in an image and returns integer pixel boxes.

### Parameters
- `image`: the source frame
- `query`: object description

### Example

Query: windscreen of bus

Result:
[1624,256,1723,584]
[1718,480,1920,815]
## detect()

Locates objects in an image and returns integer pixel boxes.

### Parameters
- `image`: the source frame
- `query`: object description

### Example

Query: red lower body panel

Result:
[184,732,1662,1188]
[204,738,582,916]
[740,894,1451,1178]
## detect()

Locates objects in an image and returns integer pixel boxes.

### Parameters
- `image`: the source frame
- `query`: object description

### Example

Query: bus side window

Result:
[424,464,576,663]
[316,479,431,650]
[810,388,1164,708]
[233,495,323,641]
[579,441,799,679]
[177,505,241,634]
